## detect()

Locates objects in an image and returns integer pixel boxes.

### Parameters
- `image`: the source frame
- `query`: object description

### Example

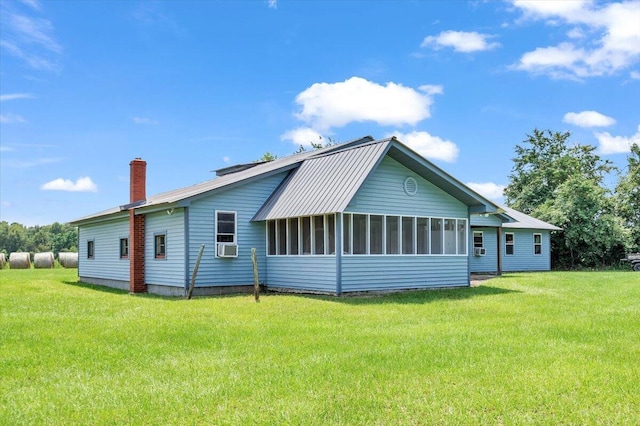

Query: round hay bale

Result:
[9,252,31,269]
[0,253,6,269]
[58,252,78,268]
[34,252,55,269]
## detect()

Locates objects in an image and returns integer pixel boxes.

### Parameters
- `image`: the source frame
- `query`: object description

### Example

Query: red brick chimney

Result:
[129,158,147,293]
[130,158,147,203]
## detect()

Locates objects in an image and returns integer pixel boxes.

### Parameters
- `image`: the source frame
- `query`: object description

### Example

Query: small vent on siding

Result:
[404,177,417,196]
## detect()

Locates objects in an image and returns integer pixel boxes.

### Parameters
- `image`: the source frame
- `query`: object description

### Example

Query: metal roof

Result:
[501,205,562,230]
[70,136,375,225]
[253,140,390,220]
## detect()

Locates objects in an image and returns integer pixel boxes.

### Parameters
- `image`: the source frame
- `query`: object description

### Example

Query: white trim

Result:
[505,232,515,256]
[533,232,542,255]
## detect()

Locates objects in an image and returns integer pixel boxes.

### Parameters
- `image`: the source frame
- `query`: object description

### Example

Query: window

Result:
[457,219,467,255]
[119,238,129,258]
[430,218,443,254]
[417,217,429,254]
[267,221,276,255]
[343,213,352,254]
[534,233,542,255]
[301,216,312,255]
[216,211,236,243]
[154,234,166,258]
[353,214,367,255]
[370,215,383,254]
[288,218,299,255]
[386,216,400,254]
[505,232,514,255]
[326,214,335,255]
[402,216,415,254]
[473,231,484,248]
[87,240,94,259]
[313,215,325,255]
[342,213,467,256]
[277,219,287,255]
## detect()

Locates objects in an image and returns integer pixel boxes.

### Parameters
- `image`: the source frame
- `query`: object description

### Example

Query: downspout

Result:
[496,227,502,276]
[467,211,471,286]
[184,207,190,293]
[336,212,342,295]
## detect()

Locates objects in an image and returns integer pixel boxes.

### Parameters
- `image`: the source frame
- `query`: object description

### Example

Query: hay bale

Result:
[34,252,55,269]
[0,253,6,269]
[58,252,78,268]
[9,252,31,269]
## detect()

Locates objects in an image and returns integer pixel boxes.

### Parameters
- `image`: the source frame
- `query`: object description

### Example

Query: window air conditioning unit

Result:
[217,243,238,258]
[474,247,486,257]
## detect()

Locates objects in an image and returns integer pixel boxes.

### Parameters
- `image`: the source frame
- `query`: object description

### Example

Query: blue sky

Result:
[1,0,639,226]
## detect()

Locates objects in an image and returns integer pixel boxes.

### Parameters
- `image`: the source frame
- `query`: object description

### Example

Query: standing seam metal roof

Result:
[500,205,562,230]
[252,140,390,220]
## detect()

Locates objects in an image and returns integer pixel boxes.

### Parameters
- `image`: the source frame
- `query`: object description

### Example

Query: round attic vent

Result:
[404,177,417,196]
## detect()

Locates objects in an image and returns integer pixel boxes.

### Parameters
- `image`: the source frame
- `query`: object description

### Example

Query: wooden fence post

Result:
[251,248,260,302]
[187,244,205,299]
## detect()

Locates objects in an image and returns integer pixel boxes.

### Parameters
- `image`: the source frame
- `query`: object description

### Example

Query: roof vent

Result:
[404,177,417,196]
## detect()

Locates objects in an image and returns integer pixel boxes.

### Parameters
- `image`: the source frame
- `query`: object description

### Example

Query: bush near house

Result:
[1,269,638,424]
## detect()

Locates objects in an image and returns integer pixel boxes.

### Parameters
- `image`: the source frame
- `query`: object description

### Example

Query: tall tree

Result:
[504,129,614,214]
[505,129,623,268]
[614,144,640,252]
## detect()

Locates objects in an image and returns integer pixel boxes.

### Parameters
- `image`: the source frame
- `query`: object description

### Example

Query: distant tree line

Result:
[505,129,639,269]
[0,221,78,257]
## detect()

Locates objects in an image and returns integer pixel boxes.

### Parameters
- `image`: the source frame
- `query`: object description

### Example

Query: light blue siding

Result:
[188,172,288,287]
[145,209,186,287]
[267,256,336,292]
[503,229,551,271]
[78,218,129,282]
[470,214,503,227]
[342,256,468,291]
[341,155,470,291]
[469,227,498,273]
[347,156,467,217]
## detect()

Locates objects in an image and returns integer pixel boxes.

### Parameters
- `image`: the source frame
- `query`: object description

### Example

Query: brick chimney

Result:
[130,158,147,203]
[129,158,147,293]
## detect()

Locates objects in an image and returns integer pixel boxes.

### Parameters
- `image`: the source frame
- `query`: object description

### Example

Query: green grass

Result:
[1,269,639,425]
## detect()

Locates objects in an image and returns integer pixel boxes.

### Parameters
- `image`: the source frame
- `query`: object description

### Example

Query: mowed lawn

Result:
[1,269,639,425]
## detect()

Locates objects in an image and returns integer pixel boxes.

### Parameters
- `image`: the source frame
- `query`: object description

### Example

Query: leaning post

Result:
[187,244,205,300]
[251,248,260,302]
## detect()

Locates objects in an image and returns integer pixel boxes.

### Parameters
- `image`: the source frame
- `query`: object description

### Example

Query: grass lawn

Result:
[1,269,639,425]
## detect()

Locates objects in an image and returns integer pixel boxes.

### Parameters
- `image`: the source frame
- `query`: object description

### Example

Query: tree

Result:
[256,152,278,162]
[504,129,614,214]
[505,129,623,268]
[614,144,640,252]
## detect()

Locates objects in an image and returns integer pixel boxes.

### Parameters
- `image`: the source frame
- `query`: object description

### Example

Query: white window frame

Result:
[473,231,484,248]
[505,232,515,256]
[533,233,542,255]
[215,211,237,244]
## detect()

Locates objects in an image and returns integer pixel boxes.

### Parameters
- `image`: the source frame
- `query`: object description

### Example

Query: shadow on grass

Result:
[61,280,180,301]
[283,285,520,305]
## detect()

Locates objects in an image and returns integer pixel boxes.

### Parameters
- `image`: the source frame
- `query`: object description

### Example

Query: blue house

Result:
[70,136,559,296]
[470,206,561,275]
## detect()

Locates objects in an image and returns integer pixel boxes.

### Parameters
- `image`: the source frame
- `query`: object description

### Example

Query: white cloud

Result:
[267,0,277,9]
[0,93,34,102]
[293,77,442,131]
[567,27,585,39]
[466,182,506,200]
[511,0,640,79]
[0,1,62,71]
[387,130,459,163]
[563,110,616,127]
[0,146,14,152]
[223,156,231,164]
[132,117,158,125]
[630,70,640,79]
[40,176,97,192]
[280,127,324,147]
[0,113,27,124]
[2,156,62,168]
[595,125,640,154]
[421,30,500,53]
